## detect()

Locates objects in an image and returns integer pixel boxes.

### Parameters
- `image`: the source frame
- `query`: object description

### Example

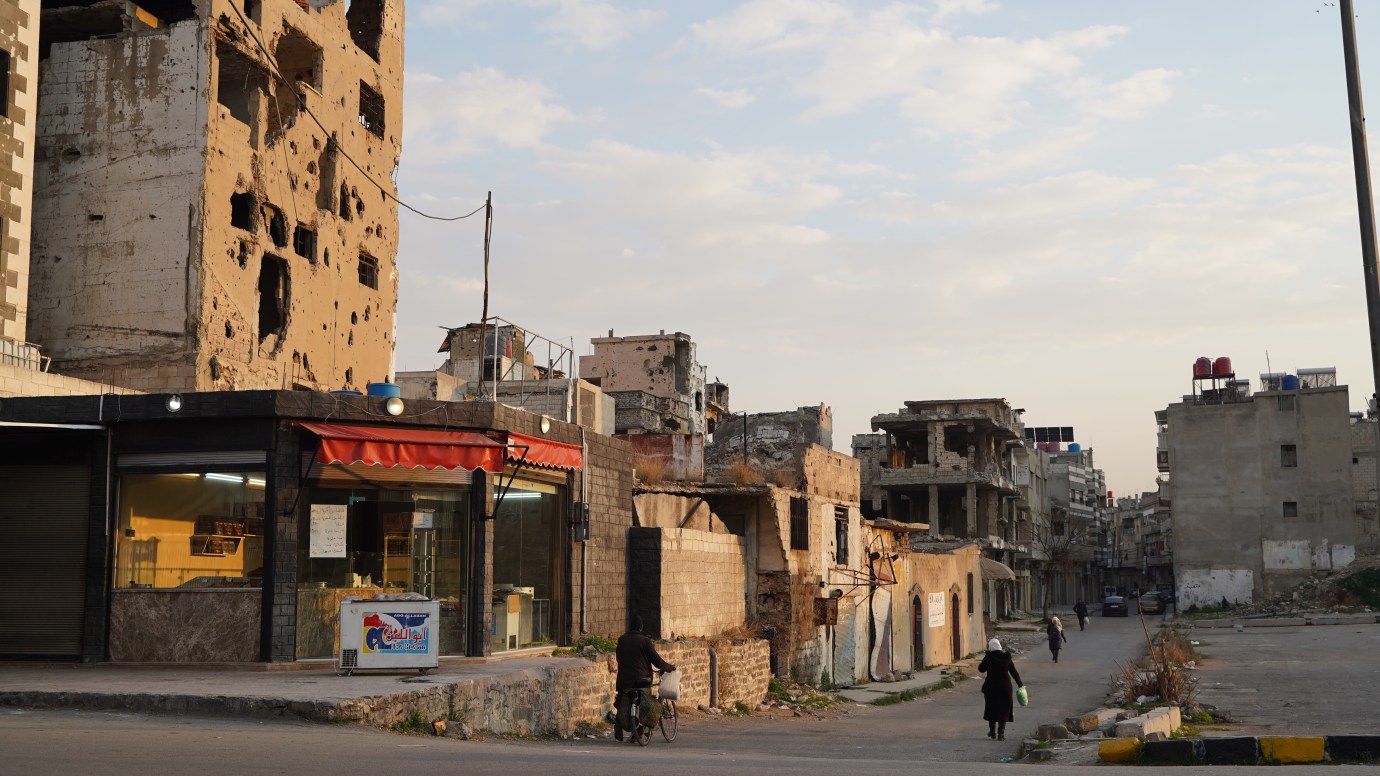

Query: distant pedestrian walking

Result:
[1073,601,1089,631]
[1047,617,1068,663]
[978,638,1024,741]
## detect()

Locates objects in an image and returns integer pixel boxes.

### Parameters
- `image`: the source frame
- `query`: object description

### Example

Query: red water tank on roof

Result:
[1213,356,1233,376]
[1193,357,1212,378]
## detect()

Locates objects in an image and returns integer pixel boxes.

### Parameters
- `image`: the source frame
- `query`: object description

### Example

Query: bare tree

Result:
[1031,507,1090,620]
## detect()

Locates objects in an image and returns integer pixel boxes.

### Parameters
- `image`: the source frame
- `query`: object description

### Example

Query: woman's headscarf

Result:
[988,638,1002,652]
[1051,616,1062,630]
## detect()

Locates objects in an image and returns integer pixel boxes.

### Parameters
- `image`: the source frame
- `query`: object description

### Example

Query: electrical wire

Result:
[225,3,485,222]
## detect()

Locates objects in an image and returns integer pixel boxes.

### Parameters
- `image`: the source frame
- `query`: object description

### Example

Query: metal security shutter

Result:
[0,466,90,657]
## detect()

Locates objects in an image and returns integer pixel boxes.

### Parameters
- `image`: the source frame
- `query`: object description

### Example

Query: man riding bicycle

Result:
[613,615,675,741]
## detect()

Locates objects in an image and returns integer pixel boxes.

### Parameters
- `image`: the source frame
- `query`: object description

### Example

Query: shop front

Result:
[0,391,608,664]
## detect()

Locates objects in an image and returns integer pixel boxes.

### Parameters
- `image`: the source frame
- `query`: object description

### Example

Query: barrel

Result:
[366,382,401,397]
[1281,374,1300,391]
[331,390,363,396]
[1212,356,1233,376]
[1193,357,1212,378]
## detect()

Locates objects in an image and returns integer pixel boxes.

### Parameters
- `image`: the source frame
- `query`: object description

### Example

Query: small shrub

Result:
[1339,567,1380,609]
[634,454,666,484]
[727,458,764,485]
[724,700,751,716]
[392,710,430,735]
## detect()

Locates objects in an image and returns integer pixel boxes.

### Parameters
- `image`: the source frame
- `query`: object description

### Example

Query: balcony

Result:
[878,462,1018,493]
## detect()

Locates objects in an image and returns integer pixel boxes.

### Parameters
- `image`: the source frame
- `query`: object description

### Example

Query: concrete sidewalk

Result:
[0,654,607,733]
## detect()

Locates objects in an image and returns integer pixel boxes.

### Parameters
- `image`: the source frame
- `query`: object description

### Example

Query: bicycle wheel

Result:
[659,699,677,742]
[636,722,651,746]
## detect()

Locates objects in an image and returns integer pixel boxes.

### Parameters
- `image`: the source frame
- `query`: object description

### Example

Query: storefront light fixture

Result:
[204,472,243,483]
[539,415,551,434]
[246,477,266,488]
[166,394,183,413]
[502,492,542,500]
[384,396,405,416]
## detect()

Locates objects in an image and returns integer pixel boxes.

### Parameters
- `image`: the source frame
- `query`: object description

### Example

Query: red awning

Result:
[300,422,506,472]
[506,432,583,470]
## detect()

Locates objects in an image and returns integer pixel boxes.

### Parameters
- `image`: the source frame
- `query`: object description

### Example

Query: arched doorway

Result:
[950,592,961,661]
[911,595,924,669]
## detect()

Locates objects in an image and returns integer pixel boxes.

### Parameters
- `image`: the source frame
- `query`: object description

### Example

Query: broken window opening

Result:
[261,203,288,248]
[244,0,261,24]
[346,0,383,62]
[0,50,10,119]
[257,254,289,342]
[236,241,250,268]
[358,81,385,138]
[1281,444,1298,468]
[833,506,847,566]
[789,497,809,551]
[40,1,197,57]
[293,224,317,262]
[344,367,353,385]
[216,41,267,128]
[357,254,378,289]
[1282,501,1298,518]
[230,192,256,231]
[265,27,322,142]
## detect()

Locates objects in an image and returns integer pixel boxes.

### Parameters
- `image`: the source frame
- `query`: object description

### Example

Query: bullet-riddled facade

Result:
[29,0,402,393]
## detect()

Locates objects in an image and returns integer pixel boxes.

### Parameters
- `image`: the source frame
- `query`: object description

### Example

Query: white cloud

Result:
[418,0,660,48]
[403,67,576,159]
[696,87,756,109]
[691,2,1132,140]
[929,0,997,25]
[1068,68,1181,120]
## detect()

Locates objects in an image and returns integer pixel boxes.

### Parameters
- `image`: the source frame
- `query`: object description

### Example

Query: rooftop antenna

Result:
[1265,350,1272,377]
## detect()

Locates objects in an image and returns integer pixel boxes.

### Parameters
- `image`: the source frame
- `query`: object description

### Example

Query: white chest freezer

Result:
[337,599,441,675]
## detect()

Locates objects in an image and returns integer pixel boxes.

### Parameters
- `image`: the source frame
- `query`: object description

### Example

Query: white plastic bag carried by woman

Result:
[659,668,682,700]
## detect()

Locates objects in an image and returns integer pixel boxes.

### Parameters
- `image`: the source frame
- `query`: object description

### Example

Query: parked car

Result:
[1139,592,1165,614]
[1102,595,1129,616]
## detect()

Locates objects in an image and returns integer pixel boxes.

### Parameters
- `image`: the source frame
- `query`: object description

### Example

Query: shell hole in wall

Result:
[237,241,250,268]
[209,355,221,381]
[339,184,351,220]
[230,192,255,231]
[258,255,289,342]
[344,367,353,384]
[323,248,330,267]
[347,331,353,346]
[363,306,370,321]
[225,321,234,338]
[350,312,358,325]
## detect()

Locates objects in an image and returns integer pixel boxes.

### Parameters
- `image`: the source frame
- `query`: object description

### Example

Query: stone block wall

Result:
[716,638,771,707]
[0,363,145,397]
[660,529,747,639]
[578,428,635,638]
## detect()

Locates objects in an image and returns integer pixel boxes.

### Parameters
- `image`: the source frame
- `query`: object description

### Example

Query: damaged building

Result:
[29,0,403,393]
[1162,363,1357,608]
[629,403,984,686]
[580,330,712,436]
[396,320,615,435]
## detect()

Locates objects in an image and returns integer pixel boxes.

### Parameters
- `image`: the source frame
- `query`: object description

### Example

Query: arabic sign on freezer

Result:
[362,611,430,654]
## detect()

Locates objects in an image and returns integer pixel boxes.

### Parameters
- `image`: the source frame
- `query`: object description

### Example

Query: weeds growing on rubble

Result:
[392,710,431,735]
[1111,622,1198,707]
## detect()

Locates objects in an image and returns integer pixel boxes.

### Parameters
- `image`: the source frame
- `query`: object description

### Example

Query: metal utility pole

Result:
[480,191,493,401]
[1339,1,1380,505]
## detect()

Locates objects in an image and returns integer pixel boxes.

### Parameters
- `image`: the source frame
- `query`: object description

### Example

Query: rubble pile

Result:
[1233,554,1380,616]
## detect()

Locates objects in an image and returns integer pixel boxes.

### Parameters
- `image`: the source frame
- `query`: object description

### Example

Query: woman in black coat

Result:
[978,637,1024,740]
[1047,616,1068,663]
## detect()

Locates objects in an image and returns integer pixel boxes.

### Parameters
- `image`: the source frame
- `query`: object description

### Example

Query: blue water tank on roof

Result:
[1068,443,1082,452]
[1281,374,1300,391]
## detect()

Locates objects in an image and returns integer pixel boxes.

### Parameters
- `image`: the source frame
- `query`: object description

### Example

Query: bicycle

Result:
[620,671,678,746]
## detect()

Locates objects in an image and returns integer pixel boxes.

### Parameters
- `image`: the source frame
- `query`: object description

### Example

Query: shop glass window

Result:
[296,488,470,659]
[115,472,266,589]
[491,478,565,652]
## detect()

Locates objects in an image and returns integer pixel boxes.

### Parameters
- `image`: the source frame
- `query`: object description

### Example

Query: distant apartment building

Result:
[1161,363,1357,608]
[28,0,403,394]
[580,331,710,435]
[1044,443,1109,604]
[854,398,1027,617]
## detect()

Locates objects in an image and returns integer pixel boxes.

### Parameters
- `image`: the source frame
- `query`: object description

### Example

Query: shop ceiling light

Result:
[246,477,266,488]
[204,473,243,483]
[384,396,405,416]
[166,394,183,412]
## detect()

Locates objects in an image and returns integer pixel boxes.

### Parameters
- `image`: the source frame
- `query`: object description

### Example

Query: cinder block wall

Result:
[0,364,145,397]
[659,529,747,639]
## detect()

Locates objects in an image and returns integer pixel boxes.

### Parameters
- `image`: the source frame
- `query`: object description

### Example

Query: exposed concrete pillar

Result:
[928,485,939,536]
[966,482,977,537]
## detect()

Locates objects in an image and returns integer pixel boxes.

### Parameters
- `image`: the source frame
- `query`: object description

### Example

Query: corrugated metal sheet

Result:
[0,466,90,657]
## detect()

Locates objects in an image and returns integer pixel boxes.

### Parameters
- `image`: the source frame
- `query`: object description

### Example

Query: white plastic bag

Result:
[659,669,682,700]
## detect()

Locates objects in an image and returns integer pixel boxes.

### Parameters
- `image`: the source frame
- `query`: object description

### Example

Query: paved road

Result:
[1190,622,1380,736]
[2,612,1158,773]
[666,611,1158,762]
[4,705,1372,776]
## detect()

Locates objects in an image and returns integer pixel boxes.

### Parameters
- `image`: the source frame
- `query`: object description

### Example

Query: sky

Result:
[391,1,1380,498]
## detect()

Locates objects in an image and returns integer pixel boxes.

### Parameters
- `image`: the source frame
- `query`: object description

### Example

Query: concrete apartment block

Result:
[1165,381,1357,608]
[580,331,709,435]
[30,0,402,394]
